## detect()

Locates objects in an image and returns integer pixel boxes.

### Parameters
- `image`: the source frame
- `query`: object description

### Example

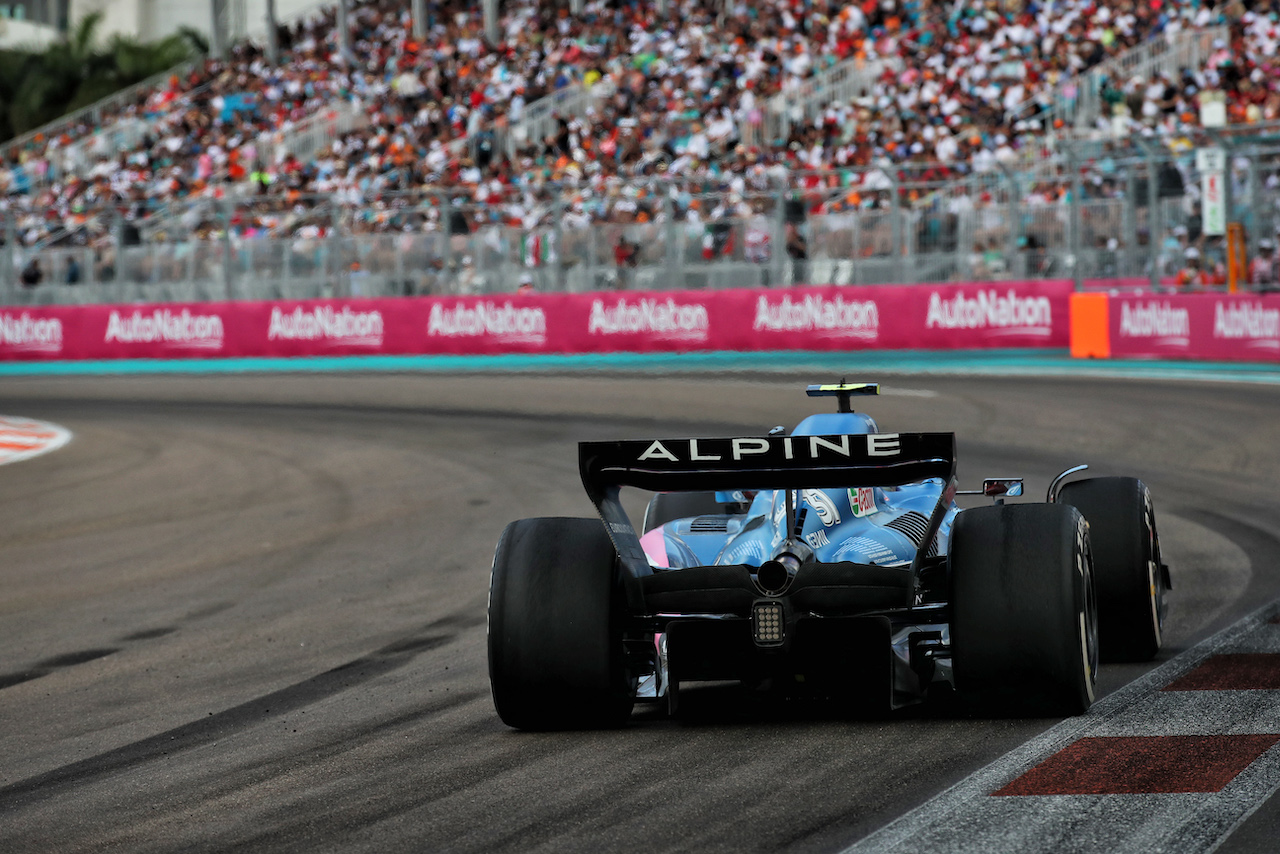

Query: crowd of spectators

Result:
[1,0,1279,289]
[0,0,621,248]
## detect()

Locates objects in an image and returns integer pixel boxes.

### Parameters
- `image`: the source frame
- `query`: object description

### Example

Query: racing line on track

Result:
[842,603,1280,854]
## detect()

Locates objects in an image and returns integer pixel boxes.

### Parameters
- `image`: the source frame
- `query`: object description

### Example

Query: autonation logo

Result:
[427,301,546,341]
[105,309,224,349]
[1118,301,1191,345]
[753,294,879,338]
[0,312,63,352]
[268,306,384,346]
[1214,301,1280,349]
[925,289,1052,335]
[589,297,709,338]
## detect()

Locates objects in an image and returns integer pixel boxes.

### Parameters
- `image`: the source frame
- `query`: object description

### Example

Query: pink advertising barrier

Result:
[1108,292,1280,362]
[0,280,1074,361]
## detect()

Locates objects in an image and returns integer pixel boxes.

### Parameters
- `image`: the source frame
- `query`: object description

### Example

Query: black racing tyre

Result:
[1056,477,1165,662]
[642,491,727,533]
[488,517,635,730]
[950,503,1098,715]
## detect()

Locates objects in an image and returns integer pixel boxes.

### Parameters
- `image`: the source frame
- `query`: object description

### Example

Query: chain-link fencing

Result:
[6,125,1280,307]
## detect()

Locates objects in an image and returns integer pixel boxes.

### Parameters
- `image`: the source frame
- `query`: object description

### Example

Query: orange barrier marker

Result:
[1227,223,1246,294]
[1070,292,1111,359]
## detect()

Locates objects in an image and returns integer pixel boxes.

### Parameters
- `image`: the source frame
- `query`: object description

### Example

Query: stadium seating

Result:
[0,0,1272,278]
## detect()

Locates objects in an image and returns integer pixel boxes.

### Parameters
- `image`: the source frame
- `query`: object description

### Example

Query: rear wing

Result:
[579,433,957,604]
[581,432,954,495]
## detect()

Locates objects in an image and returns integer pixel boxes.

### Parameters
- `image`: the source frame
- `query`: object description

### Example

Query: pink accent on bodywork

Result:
[640,527,670,567]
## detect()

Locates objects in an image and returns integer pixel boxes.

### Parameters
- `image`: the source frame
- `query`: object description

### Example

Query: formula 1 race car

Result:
[488,383,1170,730]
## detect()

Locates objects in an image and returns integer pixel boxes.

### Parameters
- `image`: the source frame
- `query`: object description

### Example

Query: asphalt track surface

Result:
[1,370,1279,853]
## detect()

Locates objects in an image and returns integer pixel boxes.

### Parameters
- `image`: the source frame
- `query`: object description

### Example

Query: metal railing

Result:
[1,0,355,193]
[6,130,1280,305]
[33,117,154,196]
[1011,25,1228,132]
[766,55,895,143]
[0,0,351,166]
[257,98,371,164]
[6,62,213,192]
[116,97,373,243]
[504,78,617,156]
[3,58,204,157]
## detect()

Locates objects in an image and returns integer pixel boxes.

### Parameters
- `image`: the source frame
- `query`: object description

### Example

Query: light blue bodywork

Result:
[652,411,958,571]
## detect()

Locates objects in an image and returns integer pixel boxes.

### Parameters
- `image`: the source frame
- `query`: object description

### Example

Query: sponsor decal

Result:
[1117,301,1191,346]
[104,309,224,349]
[0,312,63,353]
[635,434,901,462]
[925,289,1052,335]
[426,301,546,341]
[752,294,879,338]
[848,486,878,518]
[268,305,384,346]
[801,489,841,526]
[1213,301,1280,349]
[832,536,897,565]
[805,529,830,549]
[588,297,709,338]
[723,540,767,564]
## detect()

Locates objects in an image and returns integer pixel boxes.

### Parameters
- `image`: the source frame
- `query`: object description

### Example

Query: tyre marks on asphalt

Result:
[0,611,484,809]
[0,415,70,464]
[843,604,1280,854]
[0,648,119,690]
[0,627,181,692]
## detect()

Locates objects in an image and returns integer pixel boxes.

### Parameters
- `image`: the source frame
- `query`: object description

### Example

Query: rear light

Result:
[752,600,785,646]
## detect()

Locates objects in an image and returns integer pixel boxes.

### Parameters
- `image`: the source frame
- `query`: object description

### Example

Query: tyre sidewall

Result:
[1057,477,1163,661]
[488,517,634,729]
[950,503,1097,714]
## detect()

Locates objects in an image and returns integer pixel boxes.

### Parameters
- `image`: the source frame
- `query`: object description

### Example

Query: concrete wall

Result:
[69,0,332,44]
[68,0,142,40]
[0,15,61,48]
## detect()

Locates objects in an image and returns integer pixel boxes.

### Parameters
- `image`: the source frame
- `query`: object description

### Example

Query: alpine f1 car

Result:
[488,383,1170,729]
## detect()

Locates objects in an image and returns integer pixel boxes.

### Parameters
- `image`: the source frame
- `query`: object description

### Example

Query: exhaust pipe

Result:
[756,540,812,594]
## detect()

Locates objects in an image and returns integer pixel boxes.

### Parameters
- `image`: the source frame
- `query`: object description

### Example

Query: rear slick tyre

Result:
[1056,477,1165,662]
[488,517,635,730]
[950,503,1099,715]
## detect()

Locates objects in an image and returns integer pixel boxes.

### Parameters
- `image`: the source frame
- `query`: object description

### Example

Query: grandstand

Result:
[3,0,1280,304]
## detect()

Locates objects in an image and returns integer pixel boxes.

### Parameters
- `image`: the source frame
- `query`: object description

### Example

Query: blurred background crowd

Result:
[2,0,1280,295]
